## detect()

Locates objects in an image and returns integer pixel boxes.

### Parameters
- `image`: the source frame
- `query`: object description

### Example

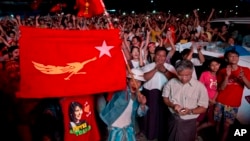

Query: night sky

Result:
[0,0,250,16]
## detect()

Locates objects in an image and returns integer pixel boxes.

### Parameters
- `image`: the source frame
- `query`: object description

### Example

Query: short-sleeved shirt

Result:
[199,71,217,99]
[216,66,250,107]
[162,78,209,120]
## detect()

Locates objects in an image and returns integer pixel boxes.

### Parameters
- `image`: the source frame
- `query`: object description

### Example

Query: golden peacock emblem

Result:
[32,57,97,80]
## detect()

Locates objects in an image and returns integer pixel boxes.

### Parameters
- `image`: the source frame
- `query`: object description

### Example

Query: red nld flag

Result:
[17,26,126,98]
[75,0,105,17]
[31,0,43,10]
[50,3,67,13]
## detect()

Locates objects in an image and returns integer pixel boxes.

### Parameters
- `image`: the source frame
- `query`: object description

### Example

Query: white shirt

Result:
[141,62,176,90]
[111,99,133,128]
[131,60,140,69]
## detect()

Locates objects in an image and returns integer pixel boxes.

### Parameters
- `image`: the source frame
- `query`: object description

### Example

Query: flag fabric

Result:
[31,0,43,10]
[75,0,105,17]
[17,26,126,98]
[50,3,67,13]
[60,95,100,141]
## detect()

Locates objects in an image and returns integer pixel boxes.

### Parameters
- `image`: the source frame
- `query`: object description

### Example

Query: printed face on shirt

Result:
[74,106,83,123]
[177,68,192,84]
[69,102,83,124]
[154,50,167,64]
[68,101,92,136]
[209,61,220,73]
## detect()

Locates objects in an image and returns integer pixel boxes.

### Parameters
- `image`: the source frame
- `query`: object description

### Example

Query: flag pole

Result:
[101,0,141,96]
[100,0,114,29]
[121,50,141,97]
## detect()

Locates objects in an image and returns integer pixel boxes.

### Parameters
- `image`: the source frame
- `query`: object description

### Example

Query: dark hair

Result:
[224,50,239,61]
[154,46,168,55]
[181,49,191,58]
[205,57,221,71]
[2,50,8,55]
[132,36,142,43]
[130,46,140,53]
[69,101,83,122]
[208,58,221,66]
[7,31,15,36]
[8,45,19,54]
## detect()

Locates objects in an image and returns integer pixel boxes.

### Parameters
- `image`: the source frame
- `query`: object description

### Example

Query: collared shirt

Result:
[162,78,209,120]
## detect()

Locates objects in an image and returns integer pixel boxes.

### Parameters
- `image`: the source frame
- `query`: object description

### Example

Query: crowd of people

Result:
[0,7,250,141]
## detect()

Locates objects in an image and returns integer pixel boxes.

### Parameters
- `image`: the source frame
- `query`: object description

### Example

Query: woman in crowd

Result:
[196,58,221,140]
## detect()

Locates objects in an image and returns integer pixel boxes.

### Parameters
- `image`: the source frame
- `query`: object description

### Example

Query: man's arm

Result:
[189,106,207,115]
[197,46,205,64]
[240,68,250,89]
[143,67,157,81]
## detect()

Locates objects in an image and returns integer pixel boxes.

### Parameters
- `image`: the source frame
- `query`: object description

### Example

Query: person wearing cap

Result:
[97,68,148,141]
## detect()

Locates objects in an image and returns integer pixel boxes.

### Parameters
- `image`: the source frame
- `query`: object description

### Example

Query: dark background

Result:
[0,0,250,16]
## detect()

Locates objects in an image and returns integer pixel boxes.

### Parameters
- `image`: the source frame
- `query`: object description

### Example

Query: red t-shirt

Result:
[217,66,250,107]
[60,95,100,141]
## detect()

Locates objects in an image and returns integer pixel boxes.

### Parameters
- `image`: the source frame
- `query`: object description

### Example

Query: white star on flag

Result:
[95,40,114,58]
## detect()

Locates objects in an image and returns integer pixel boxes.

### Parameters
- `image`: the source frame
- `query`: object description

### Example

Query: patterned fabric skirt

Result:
[108,125,136,141]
